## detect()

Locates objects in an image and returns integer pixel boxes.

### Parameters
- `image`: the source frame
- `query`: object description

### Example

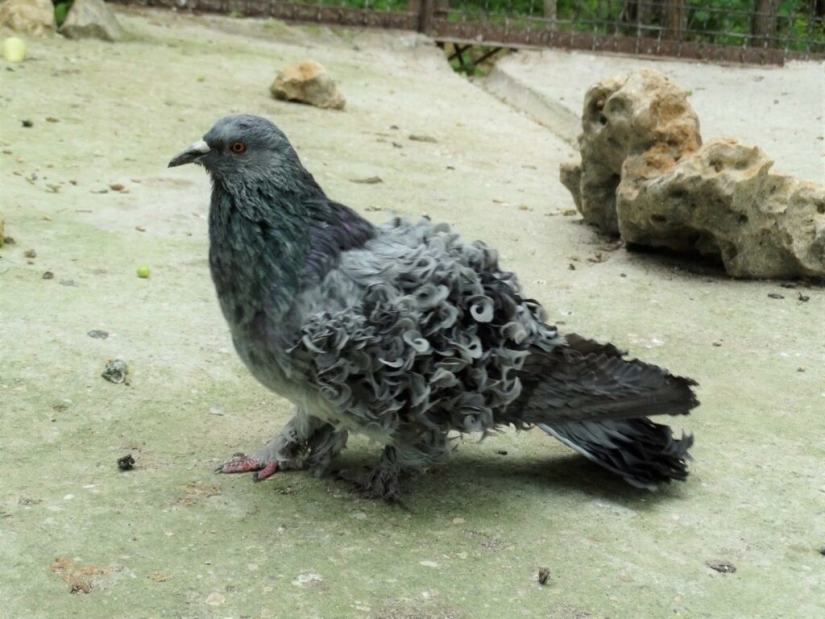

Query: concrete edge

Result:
[482,64,581,148]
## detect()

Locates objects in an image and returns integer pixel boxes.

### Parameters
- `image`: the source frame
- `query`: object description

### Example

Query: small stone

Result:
[42,270,54,280]
[291,572,323,587]
[767,293,784,300]
[209,406,224,416]
[24,248,36,258]
[117,454,135,471]
[109,183,125,191]
[270,60,345,110]
[349,176,383,184]
[706,560,736,574]
[537,567,551,585]
[205,592,225,606]
[409,134,437,143]
[102,358,128,384]
[87,329,109,339]
[21,119,33,128]
[59,0,123,42]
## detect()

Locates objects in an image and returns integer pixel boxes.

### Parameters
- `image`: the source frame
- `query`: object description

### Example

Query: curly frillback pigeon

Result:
[169,115,698,500]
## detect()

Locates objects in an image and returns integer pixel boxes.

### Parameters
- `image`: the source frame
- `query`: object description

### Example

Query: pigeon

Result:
[169,114,698,500]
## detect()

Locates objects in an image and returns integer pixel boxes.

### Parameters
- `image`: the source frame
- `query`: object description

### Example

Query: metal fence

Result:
[113,0,825,63]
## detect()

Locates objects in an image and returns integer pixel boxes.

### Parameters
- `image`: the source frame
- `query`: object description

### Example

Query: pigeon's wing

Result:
[507,335,699,425]
[289,217,563,435]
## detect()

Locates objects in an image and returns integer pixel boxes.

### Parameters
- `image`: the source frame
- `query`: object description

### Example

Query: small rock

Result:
[59,0,123,42]
[291,572,323,587]
[768,293,784,300]
[349,176,383,184]
[706,560,736,574]
[42,270,54,280]
[0,0,55,36]
[117,454,135,471]
[270,60,345,110]
[205,592,225,605]
[409,134,437,143]
[22,119,33,128]
[109,183,125,192]
[101,358,128,384]
[537,567,551,585]
[209,406,224,416]
[798,294,810,302]
[87,329,109,339]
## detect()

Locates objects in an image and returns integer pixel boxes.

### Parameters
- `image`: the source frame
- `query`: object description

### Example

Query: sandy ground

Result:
[1,8,823,619]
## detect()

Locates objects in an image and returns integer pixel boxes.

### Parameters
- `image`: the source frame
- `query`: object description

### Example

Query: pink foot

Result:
[215,454,280,482]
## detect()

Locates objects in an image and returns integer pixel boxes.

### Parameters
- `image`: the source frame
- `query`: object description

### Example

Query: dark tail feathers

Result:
[537,419,693,489]
[510,334,698,488]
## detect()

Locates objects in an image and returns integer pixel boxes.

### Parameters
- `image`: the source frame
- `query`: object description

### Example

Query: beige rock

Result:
[270,60,345,110]
[0,0,55,36]
[59,0,122,42]
[618,140,825,279]
[561,68,825,279]
[561,69,701,234]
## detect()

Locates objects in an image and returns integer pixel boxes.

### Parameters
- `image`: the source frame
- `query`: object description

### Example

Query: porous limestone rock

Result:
[618,139,825,278]
[560,68,825,279]
[0,0,55,36]
[270,60,346,110]
[560,69,702,235]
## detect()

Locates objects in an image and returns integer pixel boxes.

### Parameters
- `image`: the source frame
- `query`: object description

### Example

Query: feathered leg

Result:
[339,429,453,502]
[339,446,403,502]
[216,411,346,481]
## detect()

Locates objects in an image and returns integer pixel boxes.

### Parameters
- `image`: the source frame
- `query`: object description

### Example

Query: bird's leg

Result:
[305,424,349,475]
[216,413,332,482]
[340,445,402,503]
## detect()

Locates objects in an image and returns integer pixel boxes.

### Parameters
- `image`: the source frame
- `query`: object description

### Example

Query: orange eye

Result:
[231,141,246,153]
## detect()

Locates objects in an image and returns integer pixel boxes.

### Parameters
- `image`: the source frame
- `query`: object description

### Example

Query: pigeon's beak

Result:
[168,139,211,168]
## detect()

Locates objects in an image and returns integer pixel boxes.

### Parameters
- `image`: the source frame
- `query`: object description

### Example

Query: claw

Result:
[252,461,279,482]
[216,454,265,475]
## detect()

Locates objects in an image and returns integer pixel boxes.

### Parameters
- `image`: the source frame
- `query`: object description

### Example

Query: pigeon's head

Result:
[169,114,301,185]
